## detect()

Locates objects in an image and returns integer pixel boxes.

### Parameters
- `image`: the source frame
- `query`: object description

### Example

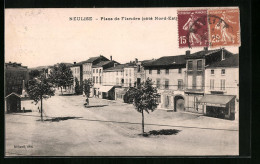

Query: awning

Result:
[198,94,235,107]
[99,86,114,92]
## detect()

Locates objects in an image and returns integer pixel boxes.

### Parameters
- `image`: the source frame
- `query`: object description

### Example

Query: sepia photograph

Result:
[4,7,240,156]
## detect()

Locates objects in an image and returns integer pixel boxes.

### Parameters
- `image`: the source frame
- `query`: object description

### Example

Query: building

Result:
[69,62,82,94]
[123,62,137,88]
[5,62,29,113]
[136,59,154,86]
[199,54,239,120]
[184,47,234,114]
[143,55,186,111]
[102,64,126,100]
[92,60,120,97]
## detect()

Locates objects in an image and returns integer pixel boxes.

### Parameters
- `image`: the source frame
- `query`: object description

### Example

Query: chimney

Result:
[74,62,76,64]
[186,50,190,55]
[110,56,112,61]
[135,58,138,63]
[204,47,208,51]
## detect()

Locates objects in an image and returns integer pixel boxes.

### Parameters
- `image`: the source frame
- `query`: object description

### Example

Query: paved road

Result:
[5,93,239,156]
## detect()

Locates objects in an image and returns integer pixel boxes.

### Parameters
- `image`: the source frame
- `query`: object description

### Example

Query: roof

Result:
[85,56,100,63]
[123,62,137,68]
[92,60,120,68]
[206,54,239,68]
[70,55,109,67]
[143,55,186,67]
[185,49,222,59]
[5,92,21,99]
[198,94,235,105]
[103,64,126,72]
[99,86,114,92]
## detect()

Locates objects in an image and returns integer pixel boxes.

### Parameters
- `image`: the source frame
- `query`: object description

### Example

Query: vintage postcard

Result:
[5,7,240,156]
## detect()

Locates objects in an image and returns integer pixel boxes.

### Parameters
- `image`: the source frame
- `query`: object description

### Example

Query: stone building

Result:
[143,55,186,111]
[201,54,239,120]
[5,62,29,113]
[92,60,120,97]
[184,47,234,114]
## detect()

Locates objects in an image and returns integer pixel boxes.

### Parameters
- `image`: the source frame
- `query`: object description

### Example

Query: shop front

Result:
[115,88,128,102]
[99,86,115,100]
[198,94,236,120]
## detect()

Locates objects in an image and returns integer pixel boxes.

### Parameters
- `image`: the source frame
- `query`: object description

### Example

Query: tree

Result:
[27,74,55,121]
[83,79,93,103]
[74,77,82,95]
[129,78,160,135]
[49,63,74,95]
[29,69,40,79]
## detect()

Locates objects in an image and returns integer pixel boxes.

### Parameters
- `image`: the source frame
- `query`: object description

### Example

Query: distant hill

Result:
[29,63,73,70]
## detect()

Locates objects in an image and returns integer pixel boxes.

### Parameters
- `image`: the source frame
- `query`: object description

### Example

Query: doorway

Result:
[174,95,185,112]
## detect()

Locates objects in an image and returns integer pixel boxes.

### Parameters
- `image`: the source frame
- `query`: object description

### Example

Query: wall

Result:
[82,63,92,81]
[145,68,186,90]
[205,67,239,96]
[124,67,136,87]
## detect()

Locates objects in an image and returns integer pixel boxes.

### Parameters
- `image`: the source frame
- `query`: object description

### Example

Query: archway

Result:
[174,95,185,112]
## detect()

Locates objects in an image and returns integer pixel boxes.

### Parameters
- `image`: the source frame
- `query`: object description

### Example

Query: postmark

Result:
[208,8,240,47]
[178,10,209,48]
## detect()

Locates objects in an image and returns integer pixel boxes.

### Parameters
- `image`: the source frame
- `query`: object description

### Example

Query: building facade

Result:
[202,54,239,120]
[144,55,186,111]
[123,63,137,88]
[184,47,234,114]
[5,62,29,113]
[92,60,119,97]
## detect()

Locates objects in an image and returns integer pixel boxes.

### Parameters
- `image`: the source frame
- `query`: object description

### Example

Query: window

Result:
[96,69,98,73]
[156,79,160,88]
[93,69,95,73]
[165,69,169,74]
[116,78,119,85]
[165,79,169,89]
[188,75,193,89]
[121,71,123,75]
[197,60,202,70]
[149,69,152,74]
[157,69,160,74]
[178,68,182,74]
[125,70,128,76]
[178,80,183,89]
[129,79,132,87]
[196,75,202,89]
[221,69,225,75]
[96,76,98,83]
[220,79,225,90]
[93,77,95,83]
[156,95,161,103]
[99,69,101,73]
[129,70,131,76]
[210,79,214,90]
[188,61,193,70]
[211,69,214,75]
[99,77,101,84]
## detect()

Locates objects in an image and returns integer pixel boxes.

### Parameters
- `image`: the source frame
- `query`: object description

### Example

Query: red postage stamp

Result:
[208,8,240,47]
[178,10,209,48]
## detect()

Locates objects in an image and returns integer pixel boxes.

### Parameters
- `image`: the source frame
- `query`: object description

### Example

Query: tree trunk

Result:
[142,109,144,135]
[40,95,43,121]
[61,87,63,95]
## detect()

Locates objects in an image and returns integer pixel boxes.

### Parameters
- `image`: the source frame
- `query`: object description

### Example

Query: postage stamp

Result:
[208,8,240,47]
[178,10,209,48]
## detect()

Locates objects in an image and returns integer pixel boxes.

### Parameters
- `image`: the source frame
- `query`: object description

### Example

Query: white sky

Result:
[5,8,239,68]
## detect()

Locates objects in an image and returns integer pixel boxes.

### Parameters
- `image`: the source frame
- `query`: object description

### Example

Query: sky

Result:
[5,8,239,68]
